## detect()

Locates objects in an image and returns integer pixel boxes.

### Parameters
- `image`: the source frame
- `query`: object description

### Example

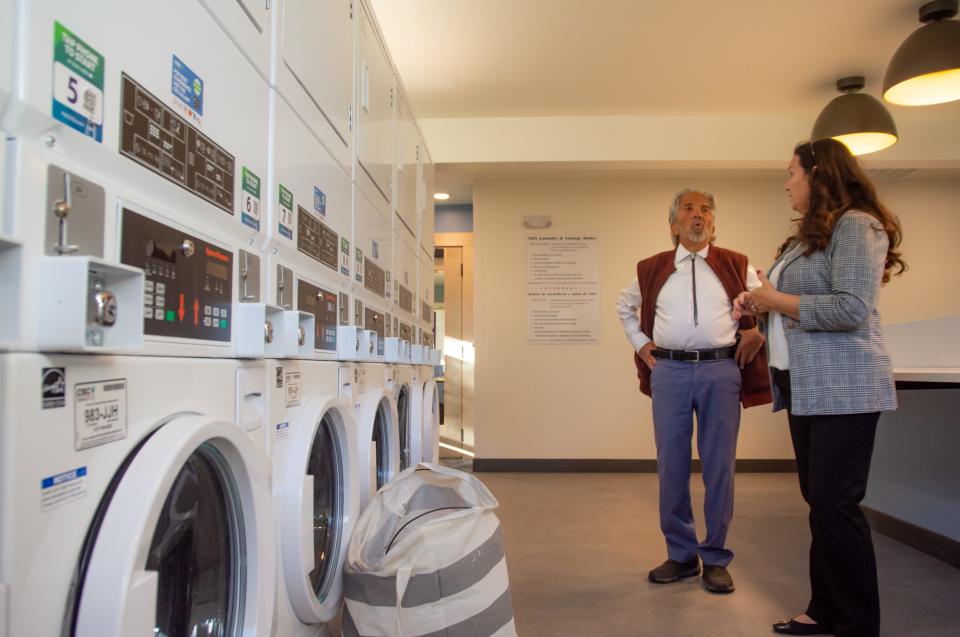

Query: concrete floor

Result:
[471,472,960,637]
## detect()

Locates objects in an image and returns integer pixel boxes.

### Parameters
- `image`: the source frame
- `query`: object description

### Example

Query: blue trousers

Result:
[650,358,741,567]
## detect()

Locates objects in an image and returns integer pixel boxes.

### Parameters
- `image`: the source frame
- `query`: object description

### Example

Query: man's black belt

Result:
[651,345,737,362]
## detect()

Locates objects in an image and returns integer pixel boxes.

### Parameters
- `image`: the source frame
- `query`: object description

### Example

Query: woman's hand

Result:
[732,290,756,320]
[748,270,782,315]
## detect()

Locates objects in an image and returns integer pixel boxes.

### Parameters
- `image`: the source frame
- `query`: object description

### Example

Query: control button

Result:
[203,317,211,327]
[145,280,155,292]
[144,293,154,306]
[155,308,165,320]
[221,319,228,329]
[204,305,212,316]
[156,295,165,307]
[220,308,228,319]
[156,282,166,294]
[213,307,221,318]
[165,310,175,322]
[145,303,154,317]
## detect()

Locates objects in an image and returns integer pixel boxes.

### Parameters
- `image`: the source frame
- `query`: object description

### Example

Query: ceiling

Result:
[371,0,960,202]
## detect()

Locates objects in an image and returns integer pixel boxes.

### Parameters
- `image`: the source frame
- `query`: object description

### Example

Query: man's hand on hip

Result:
[735,327,764,369]
[638,341,657,369]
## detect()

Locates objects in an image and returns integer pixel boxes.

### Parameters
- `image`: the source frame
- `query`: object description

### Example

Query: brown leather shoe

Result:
[702,565,735,593]
[771,618,833,635]
[648,557,700,583]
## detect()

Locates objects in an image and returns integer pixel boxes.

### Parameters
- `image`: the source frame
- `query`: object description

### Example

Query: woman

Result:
[733,138,905,637]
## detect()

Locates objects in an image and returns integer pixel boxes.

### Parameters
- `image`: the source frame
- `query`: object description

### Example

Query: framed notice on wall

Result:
[526,235,600,343]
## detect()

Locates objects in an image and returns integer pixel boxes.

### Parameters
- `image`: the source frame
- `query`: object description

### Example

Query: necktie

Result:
[691,253,699,326]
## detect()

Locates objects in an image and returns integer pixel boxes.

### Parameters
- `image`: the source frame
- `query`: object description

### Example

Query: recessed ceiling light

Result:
[433,192,450,201]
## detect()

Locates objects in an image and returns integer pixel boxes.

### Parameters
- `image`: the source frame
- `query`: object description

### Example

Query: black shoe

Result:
[648,557,700,583]
[771,619,833,635]
[701,565,735,593]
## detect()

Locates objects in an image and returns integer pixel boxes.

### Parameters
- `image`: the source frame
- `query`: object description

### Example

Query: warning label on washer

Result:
[284,372,301,407]
[74,379,127,451]
[41,466,87,512]
[274,421,290,441]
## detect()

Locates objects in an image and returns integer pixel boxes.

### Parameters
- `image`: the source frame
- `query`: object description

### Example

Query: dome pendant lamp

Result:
[811,76,899,156]
[883,0,960,105]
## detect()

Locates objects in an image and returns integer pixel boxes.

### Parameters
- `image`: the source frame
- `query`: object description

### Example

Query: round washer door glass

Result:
[397,385,410,470]
[146,442,244,637]
[372,399,390,489]
[307,412,343,599]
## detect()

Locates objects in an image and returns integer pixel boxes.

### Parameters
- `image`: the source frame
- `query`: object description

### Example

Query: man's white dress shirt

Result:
[617,245,761,352]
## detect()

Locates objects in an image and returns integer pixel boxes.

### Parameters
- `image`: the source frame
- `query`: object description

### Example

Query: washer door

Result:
[396,382,411,470]
[280,395,359,624]
[71,416,274,637]
[421,380,440,464]
[355,389,399,510]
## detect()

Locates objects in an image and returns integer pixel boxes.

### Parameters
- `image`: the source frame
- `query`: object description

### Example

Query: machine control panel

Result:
[120,74,235,215]
[398,284,413,313]
[296,206,339,271]
[365,307,386,356]
[422,301,432,324]
[298,279,338,352]
[364,257,385,297]
[120,208,232,341]
[398,321,413,343]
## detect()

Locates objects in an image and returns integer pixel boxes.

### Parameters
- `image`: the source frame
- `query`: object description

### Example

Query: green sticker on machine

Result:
[52,22,105,142]
[278,184,294,239]
[241,167,261,231]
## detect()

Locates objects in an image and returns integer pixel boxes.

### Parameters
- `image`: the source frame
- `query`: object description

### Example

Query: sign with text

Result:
[526,235,600,343]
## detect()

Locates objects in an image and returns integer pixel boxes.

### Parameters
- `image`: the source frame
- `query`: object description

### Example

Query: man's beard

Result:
[688,228,707,243]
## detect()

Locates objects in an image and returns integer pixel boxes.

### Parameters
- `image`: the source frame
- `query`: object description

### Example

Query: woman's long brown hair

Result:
[778,138,906,283]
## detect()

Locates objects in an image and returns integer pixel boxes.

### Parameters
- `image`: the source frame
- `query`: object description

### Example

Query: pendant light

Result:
[883,0,960,105]
[811,76,898,156]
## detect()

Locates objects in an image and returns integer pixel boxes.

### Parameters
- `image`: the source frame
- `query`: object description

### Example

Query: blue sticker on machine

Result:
[314,187,326,217]
[171,55,203,117]
[42,466,87,489]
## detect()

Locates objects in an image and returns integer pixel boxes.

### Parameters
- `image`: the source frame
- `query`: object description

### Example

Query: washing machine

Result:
[265,358,361,637]
[418,364,440,464]
[2,1,270,357]
[0,353,275,637]
[269,0,353,174]
[343,361,399,512]
[386,362,415,471]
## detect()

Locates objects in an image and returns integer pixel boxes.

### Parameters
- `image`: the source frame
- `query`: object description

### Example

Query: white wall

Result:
[472,175,960,460]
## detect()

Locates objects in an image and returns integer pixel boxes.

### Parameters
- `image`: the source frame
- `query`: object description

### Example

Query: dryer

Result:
[3,1,270,357]
[265,358,360,637]
[343,361,399,512]
[0,353,275,637]
[351,183,392,361]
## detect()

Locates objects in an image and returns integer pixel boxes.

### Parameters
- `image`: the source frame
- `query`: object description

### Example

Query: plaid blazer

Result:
[766,211,897,416]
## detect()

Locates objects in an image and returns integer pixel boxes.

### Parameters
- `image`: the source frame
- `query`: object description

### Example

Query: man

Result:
[617,188,771,594]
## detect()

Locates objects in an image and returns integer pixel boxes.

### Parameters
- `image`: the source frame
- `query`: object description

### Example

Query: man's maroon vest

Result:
[633,245,772,408]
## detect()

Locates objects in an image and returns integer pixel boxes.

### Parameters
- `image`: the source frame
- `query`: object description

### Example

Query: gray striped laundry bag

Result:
[342,463,517,637]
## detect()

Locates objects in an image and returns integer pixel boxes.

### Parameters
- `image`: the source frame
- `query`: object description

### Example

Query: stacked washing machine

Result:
[0,2,278,637]
[0,1,438,636]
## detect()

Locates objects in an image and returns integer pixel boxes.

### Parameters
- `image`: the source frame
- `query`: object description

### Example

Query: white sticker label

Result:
[41,466,88,512]
[74,379,127,451]
[53,61,104,126]
[274,421,290,441]
[284,372,301,407]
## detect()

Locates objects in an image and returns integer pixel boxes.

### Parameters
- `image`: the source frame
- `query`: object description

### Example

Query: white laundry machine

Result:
[2,2,270,357]
[351,183,392,361]
[265,358,361,637]
[386,362,415,471]
[343,361,399,512]
[264,89,352,360]
[0,353,275,637]
[0,0,12,119]
[270,0,353,173]
[419,365,440,464]
[198,0,273,84]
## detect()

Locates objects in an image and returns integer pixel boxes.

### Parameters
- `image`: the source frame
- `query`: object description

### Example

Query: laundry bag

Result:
[342,463,517,637]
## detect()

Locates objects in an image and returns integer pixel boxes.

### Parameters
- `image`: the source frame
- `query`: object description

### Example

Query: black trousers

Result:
[773,369,880,637]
